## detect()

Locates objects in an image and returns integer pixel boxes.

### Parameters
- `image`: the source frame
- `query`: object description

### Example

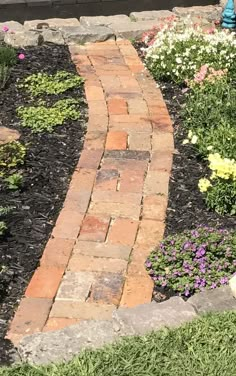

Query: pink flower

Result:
[18,53,25,60]
[2,25,9,32]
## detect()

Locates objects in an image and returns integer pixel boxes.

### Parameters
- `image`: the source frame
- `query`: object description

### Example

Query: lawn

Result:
[0,311,235,376]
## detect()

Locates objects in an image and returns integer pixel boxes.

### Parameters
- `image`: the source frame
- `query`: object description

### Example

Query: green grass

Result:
[1,311,236,376]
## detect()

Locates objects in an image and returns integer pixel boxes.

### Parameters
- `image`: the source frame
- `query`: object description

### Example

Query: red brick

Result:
[107,218,139,246]
[69,168,96,192]
[52,209,84,240]
[102,158,147,172]
[142,194,167,221]
[8,297,52,335]
[40,238,75,268]
[136,219,165,247]
[43,318,79,332]
[88,201,140,220]
[107,98,127,115]
[83,131,106,150]
[152,133,174,152]
[77,149,103,170]
[79,215,110,242]
[25,267,64,299]
[150,114,173,133]
[120,275,153,307]
[92,191,142,205]
[85,85,104,101]
[110,121,152,134]
[64,191,91,213]
[88,101,107,116]
[105,131,127,150]
[68,254,127,274]
[127,98,148,115]
[149,151,173,172]
[119,170,145,193]
[87,115,108,132]
[94,169,119,191]
[74,240,131,260]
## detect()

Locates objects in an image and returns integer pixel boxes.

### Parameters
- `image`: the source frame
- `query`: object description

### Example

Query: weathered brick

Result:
[25,267,64,299]
[73,241,131,260]
[104,150,150,161]
[107,218,139,246]
[83,131,106,150]
[144,171,170,196]
[79,215,110,242]
[56,271,95,301]
[105,131,128,150]
[64,191,91,213]
[8,298,52,335]
[52,209,84,240]
[88,201,141,220]
[102,158,147,172]
[136,219,165,247]
[152,133,174,152]
[119,170,145,193]
[110,121,152,134]
[92,191,142,205]
[151,114,173,133]
[120,275,153,307]
[128,133,151,151]
[40,238,75,268]
[94,169,119,191]
[142,194,167,221]
[87,115,108,132]
[68,254,127,274]
[107,98,127,115]
[127,98,148,114]
[43,318,79,332]
[88,272,124,305]
[149,151,173,172]
[76,149,103,170]
[88,100,107,116]
[50,301,115,320]
[69,168,96,193]
[85,85,104,101]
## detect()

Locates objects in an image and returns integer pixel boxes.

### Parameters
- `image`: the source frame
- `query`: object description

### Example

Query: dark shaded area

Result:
[0,44,87,365]
[0,0,218,23]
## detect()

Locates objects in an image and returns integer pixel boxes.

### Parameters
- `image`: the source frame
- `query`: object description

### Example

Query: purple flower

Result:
[220,277,228,285]
[183,241,192,250]
[145,260,152,268]
[184,289,190,297]
[211,282,217,289]
[191,230,199,238]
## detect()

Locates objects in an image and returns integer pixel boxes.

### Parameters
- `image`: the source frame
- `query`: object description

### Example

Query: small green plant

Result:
[0,46,17,67]
[19,71,84,96]
[0,206,14,236]
[17,98,81,133]
[0,64,11,89]
[0,141,26,174]
[0,221,7,236]
[4,173,23,190]
[146,226,236,297]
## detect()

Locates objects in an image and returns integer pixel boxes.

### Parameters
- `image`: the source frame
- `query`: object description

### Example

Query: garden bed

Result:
[0,43,87,364]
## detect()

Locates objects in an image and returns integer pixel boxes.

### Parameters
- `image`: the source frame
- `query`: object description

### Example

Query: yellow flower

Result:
[208,153,236,181]
[198,178,212,193]
[182,139,189,145]
[188,130,193,139]
[191,135,198,144]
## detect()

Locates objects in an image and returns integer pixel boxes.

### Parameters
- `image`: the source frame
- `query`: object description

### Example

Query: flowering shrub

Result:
[144,22,236,83]
[199,154,236,215]
[146,226,236,297]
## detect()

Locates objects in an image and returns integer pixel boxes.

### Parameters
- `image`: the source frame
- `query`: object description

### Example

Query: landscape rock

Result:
[24,18,79,30]
[173,5,222,22]
[80,15,130,28]
[130,10,175,21]
[219,0,227,8]
[188,286,236,314]
[0,127,21,145]
[61,25,114,44]
[113,297,197,336]
[110,20,163,40]
[42,29,64,45]
[0,21,23,32]
[18,320,116,365]
[4,31,41,47]
[229,275,236,299]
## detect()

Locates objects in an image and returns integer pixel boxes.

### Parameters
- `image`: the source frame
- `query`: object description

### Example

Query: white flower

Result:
[188,130,193,139]
[176,57,182,64]
[182,139,189,145]
[191,135,198,144]
[207,145,213,151]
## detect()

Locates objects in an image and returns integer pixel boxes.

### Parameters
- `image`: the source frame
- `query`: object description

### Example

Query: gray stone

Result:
[110,20,163,40]
[188,286,236,314]
[80,15,130,28]
[229,275,236,299]
[173,5,222,22]
[4,31,40,47]
[24,18,79,30]
[219,0,227,8]
[42,29,64,45]
[61,25,114,44]
[0,21,23,32]
[130,10,175,22]
[113,297,197,336]
[18,320,116,364]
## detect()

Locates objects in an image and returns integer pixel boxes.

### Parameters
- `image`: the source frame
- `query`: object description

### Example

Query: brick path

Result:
[7,39,174,344]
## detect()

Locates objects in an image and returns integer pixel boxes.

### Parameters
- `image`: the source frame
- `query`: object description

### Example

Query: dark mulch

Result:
[0,44,87,365]
[133,41,236,304]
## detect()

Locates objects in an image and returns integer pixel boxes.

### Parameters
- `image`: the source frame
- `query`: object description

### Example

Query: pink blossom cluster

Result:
[141,15,177,46]
[190,65,227,86]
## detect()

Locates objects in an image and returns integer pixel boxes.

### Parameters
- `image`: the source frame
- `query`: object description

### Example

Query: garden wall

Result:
[0,0,218,23]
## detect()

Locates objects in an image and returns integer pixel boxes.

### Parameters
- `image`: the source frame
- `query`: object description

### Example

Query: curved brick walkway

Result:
[7,39,174,344]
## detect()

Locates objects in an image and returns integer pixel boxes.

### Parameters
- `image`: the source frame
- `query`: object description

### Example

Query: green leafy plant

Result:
[4,173,23,190]
[0,46,17,67]
[0,64,11,89]
[19,71,84,96]
[17,98,81,133]
[0,221,7,236]
[0,141,26,174]
[146,226,236,297]
[0,206,14,236]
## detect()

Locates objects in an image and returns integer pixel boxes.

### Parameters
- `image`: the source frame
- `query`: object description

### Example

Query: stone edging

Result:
[0,5,222,47]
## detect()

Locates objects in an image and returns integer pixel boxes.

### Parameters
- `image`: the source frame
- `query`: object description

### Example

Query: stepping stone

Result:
[0,127,21,145]
[24,18,79,29]
[173,5,222,22]
[80,15,130,27]
[61,26,114,44]
[130,10,175,21]
[188,286,236,314]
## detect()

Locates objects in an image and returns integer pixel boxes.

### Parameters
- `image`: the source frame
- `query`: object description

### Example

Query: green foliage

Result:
[0,221,7,236]
[204,179,236,216]
[4,173,23,190]
[0,141,26,174]
[1,311,236,376]
[182,78,236,159]
[17,98,81,133]
[0,46,17,67]
[0,64,11,89]
[19,71,84,96]
[0,206,14,236]
[146,226,236,297]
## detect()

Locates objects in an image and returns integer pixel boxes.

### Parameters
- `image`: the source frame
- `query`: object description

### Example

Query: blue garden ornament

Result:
[222,0,236,28]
